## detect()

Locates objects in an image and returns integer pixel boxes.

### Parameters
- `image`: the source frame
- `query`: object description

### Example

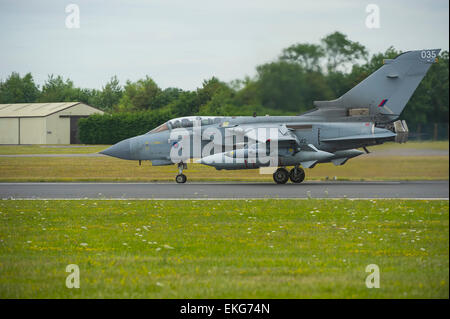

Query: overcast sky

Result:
[0,0,448,90]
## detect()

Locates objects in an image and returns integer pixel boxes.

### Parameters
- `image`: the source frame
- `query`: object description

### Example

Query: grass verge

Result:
[0,199,448,298]
[0,145,108,155]
[0,155,448,182]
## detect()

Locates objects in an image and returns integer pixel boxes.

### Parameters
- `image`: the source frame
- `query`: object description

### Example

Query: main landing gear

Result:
[273,166,305,184]
[175,162,187,184]
[289,165,305,184]
[273,167,289,184]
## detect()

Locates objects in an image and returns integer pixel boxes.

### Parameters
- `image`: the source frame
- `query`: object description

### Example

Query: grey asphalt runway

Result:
[0,181,448,199]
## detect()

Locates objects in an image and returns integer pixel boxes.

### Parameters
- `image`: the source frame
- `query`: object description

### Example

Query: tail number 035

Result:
[421,50,437,59]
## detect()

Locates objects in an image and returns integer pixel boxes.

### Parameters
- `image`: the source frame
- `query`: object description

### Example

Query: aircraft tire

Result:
[289,167,305,183]
[273,168,289,184]
[176,174,187,184]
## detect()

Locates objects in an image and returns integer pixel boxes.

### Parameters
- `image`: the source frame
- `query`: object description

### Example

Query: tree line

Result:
[1,31,448,139]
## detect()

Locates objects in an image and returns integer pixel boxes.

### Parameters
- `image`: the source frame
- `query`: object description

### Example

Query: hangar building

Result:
[0,102,104,144]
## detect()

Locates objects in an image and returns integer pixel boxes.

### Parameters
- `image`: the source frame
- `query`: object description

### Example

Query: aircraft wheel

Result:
[175,174,187,184]
[290,167,305,183]
[273,168,289,184]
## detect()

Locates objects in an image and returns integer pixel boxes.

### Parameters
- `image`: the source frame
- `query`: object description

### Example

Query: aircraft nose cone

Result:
[100,138,132,160]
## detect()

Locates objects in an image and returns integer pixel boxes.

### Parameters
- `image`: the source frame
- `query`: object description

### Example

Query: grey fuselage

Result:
[101,115,390,170]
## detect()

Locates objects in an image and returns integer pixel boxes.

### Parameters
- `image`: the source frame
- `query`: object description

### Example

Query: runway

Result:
[0,181,448,199]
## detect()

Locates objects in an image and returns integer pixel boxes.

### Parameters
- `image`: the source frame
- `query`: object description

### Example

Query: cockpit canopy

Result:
[148,116,224,134]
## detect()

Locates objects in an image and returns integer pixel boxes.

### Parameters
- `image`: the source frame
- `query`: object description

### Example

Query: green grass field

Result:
[0,199,448,298]
[0,145,108,155]
[371,141,449,151]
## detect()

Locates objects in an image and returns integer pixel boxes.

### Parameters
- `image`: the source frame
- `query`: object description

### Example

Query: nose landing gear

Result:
[175,162,187,184]
[176,174,187,183]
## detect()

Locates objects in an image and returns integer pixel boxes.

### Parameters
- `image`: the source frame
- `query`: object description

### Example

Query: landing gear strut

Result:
[289,165,305,183]
[273,167,289,184]
[175,162,187,184]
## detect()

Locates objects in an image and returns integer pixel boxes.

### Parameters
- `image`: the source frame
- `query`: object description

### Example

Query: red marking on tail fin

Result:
[378,99,388,107]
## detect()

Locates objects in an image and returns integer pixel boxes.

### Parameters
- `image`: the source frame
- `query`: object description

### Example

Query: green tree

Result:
[196,77,233,105]
[39,74,100,107]
[321,31,368,73]
[99,76,123,111]
[152,87,184,109]
[280,43,325,72]
[0,72,40,103]
[116,76,161,111]
[39,75,78,102]
[255,61,307,112]
[302,71,334,107]
[199,88,235,115]
[233,76,261,107]
[167,91,200,117]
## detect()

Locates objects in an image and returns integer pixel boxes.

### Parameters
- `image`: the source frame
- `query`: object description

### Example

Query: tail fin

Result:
[309,49,441,123]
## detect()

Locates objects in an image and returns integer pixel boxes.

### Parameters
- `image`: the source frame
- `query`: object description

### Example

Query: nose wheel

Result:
[175,162,188,184]
[175,174,187,184]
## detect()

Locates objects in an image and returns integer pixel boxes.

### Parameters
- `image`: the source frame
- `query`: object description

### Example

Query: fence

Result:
[409,123,449,141]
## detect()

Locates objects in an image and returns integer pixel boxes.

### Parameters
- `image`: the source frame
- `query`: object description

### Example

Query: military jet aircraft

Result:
[100,49,440,184]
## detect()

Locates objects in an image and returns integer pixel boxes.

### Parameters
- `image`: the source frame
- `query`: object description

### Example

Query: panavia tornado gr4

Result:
[100,49,440,184]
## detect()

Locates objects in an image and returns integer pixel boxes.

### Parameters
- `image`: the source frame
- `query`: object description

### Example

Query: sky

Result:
[0,0,448,91]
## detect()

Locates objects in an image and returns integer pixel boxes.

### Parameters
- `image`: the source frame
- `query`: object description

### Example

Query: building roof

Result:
[0,102,99,118]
